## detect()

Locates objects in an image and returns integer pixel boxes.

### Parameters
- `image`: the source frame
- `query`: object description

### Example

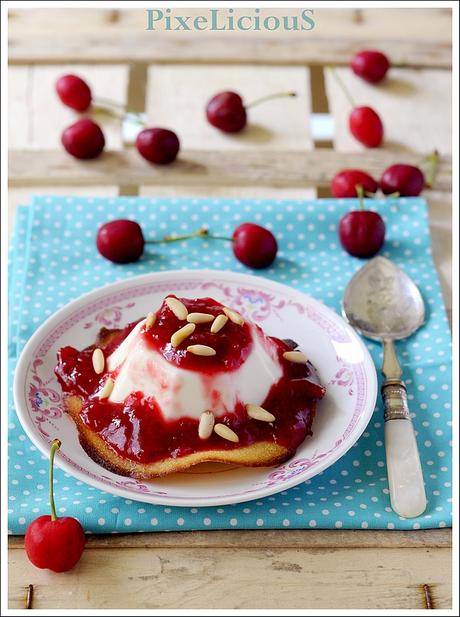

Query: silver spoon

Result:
[343,256,427,518]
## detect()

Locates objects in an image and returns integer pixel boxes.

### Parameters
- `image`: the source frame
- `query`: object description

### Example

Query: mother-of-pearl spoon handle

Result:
[382,381,427,518]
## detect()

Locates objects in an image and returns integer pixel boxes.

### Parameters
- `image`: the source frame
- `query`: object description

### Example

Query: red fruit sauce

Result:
[55,297,325,466]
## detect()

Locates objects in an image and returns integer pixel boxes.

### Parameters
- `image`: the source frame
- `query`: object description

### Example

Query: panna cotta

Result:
[55,296,326,478]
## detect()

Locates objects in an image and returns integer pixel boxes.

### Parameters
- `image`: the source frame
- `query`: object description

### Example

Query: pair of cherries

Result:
[97,220,278,269]
[339,49,390,148]
[57,75,180,164]
[331,164,426,199]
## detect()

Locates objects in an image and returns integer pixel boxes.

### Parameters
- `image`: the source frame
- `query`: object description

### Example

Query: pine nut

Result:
[214,423,239,443]
[246,404,275,422]
[198,411,215,439]
[92,348,105,375]
[210,314,228,334]
[145,312,156,329]
[187,344,216,356]
[166,297,188,320]
[98,378,114,400]
[283,350,308,363]
[171,323,195,348]
[222,307,244,326]
[187,312,214,324]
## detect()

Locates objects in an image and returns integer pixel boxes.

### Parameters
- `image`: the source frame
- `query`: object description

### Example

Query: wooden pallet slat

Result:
[145,65,313,152]
[324,68,452,155]
[8,546,452,609]
[8,34,452,68]
[8,149,452,190]
[19,65,130,150]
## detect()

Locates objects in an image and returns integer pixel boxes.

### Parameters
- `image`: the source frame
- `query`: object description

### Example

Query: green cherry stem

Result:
[145,227,234,245]
[246,91,297,109]
[424,150,439,189]
[327,66,356,108]
[355,184,365,210]
[49,438,61,522]
[205,234,233,242]
[91,100,146,125]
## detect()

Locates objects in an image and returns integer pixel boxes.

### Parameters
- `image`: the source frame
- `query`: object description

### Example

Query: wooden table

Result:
[7,7,453,610]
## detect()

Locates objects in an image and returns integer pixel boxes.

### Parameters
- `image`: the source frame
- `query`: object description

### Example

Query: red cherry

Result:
[331,169,379,198]
[206,92,247,133]
[55,74,92,112]
[96,220,145,263]
[24,440,85,573]
[232,223,278,268]
[380,164,425,197]
[61,119,105,159]
[136,128,180,164]
[25,515,86,573]
[339,211,385,258]
[351,50,390,83]
[349,106,384,148]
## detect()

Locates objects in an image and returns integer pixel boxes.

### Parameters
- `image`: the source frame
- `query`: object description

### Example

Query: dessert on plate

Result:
[55,296,326,478]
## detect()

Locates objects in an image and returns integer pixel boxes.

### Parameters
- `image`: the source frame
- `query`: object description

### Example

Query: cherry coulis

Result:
[55,297,325,466]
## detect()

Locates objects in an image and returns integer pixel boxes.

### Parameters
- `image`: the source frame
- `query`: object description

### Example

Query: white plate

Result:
[14,270,377,507]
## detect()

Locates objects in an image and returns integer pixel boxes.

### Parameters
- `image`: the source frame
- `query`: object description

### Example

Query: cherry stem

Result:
[91,99,146,124]
[49,439,61,522]
[327,66,356,108]
[245,91,297,109]
[355,184,365,210]
[145,227,233,245]
[424,150,439,189]
[145,227,209,244]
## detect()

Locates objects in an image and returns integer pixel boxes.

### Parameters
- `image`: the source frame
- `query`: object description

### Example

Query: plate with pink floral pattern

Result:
[14,270,377,507]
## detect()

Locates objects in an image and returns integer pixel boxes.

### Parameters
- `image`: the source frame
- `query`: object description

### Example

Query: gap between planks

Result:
[9,528,452,550]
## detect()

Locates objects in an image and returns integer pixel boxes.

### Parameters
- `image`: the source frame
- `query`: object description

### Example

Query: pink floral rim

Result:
[24,277,371,500]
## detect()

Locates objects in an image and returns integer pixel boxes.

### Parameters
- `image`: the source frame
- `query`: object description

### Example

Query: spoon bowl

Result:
[343,256,425,341]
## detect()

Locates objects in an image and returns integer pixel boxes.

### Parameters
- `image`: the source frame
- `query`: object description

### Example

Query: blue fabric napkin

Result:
[8,195,452,534]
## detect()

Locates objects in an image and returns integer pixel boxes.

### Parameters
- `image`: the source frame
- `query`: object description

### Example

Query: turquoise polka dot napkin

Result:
[8,195,452,534]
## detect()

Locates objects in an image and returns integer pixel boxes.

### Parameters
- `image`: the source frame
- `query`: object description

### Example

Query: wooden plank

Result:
[140,186,316,200]
[7,8,451,69]
[8,8,452,43]
[8,34,451,68]
[21,65,129,149]
[324,68,452,155]
[8,149,452,190]
[8,546,451,609]
[8,528,453,550]
[145,65,312,152]
[427,191,452,311]
[8,67,32,148]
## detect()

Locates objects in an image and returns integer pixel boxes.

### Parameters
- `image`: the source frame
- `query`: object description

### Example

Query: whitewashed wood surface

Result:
[7,7,453,611]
